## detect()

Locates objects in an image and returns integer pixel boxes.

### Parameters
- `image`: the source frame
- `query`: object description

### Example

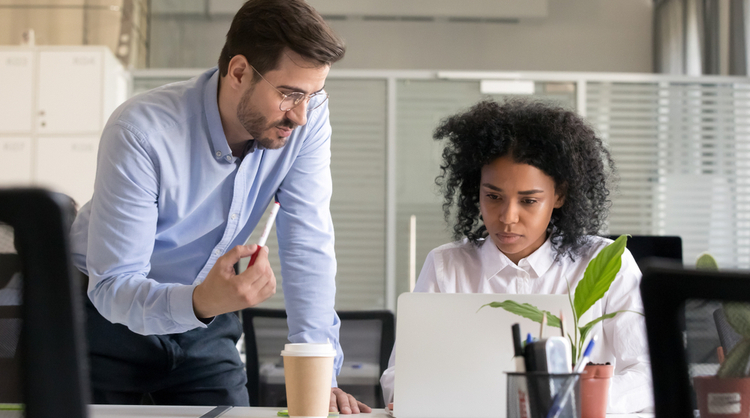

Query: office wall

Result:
[149,0,654,72]
[0,0,150,68]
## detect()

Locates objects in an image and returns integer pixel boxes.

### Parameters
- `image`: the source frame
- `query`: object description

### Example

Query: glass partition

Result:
[131,70,750,311]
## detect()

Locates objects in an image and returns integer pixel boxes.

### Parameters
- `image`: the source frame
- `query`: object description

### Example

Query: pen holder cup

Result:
[506,372,582,418]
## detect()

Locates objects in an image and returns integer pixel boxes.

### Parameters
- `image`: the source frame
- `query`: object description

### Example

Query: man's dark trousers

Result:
[84,298,249,406]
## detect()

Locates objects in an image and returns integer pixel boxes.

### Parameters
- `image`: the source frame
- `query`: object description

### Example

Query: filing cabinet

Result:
[0,46,127,206]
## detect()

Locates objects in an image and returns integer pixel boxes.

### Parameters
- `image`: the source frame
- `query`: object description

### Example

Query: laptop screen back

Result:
[393,292,581,418]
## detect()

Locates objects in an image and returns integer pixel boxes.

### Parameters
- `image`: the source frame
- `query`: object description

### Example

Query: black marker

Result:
[512,323,525,372]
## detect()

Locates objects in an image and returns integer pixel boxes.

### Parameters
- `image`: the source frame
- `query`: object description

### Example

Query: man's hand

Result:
[330,387,371,414]
[192,244,276,318]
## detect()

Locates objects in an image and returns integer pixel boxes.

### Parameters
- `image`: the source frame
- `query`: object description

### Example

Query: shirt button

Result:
[231,213,238,220]
[215,151,222,157]
[214,249,221,256]
[225,155,231,161]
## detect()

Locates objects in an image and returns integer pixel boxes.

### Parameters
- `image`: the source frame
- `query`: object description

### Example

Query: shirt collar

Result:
[203,67,234,164]
[480,234,556,280]
[243,139,257,155]
[522,236,555,278]
[479,238,514,281]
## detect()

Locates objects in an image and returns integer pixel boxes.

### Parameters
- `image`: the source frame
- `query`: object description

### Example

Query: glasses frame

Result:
[250,65,329,113]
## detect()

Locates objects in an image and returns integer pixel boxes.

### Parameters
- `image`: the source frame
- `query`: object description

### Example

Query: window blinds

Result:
[132,70,750,311]
[588,81,750,269]
[248,79,389,310]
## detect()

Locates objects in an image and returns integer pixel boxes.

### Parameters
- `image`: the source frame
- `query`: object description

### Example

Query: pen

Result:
[524,332,534,372]
[545,334,598,418]
[539,312,547,339]
[512,323,525,372]
[559,310,566,339]
[513,324,532,418]
[560,311,569,368]
[248,201,280,266]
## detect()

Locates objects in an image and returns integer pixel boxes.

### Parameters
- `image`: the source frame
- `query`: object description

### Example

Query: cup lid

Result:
[281,343,336,357]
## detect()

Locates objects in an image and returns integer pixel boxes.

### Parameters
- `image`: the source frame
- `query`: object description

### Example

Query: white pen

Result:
[248,201,280,266]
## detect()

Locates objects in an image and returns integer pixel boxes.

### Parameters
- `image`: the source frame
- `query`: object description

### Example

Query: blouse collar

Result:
[480,234,556,281]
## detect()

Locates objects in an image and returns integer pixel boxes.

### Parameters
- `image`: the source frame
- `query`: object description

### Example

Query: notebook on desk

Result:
[393,292,580,418]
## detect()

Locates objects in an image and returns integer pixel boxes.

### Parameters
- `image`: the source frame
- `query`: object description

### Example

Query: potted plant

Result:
[693,253,750,418]
[480,234,642,418]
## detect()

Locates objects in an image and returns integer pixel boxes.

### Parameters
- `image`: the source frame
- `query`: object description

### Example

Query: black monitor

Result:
[641,260,750,418]
[0,189,89,418]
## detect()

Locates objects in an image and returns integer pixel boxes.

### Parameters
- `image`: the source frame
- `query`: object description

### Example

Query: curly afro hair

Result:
[434,99,616,261]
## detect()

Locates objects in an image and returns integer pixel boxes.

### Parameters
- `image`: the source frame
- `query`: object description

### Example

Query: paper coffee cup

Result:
[281,343,336,418]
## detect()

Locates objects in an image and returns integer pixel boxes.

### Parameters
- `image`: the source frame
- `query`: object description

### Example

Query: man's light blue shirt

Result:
[70,67,343,381]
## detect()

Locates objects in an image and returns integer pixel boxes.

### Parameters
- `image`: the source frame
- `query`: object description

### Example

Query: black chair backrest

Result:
[242,307,287,407]
[0,253,20,290]
[241,308,395,408]
[0,253,22,403]
[0,189,89,418]
[607,235,683,269]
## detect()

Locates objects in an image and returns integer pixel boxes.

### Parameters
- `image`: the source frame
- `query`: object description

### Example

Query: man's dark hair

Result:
[218,0,346,78]
[434,99,617,261]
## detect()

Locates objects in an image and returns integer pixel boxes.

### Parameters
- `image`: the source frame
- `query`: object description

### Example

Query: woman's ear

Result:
[554,183,567,209]
[554,193,565,209]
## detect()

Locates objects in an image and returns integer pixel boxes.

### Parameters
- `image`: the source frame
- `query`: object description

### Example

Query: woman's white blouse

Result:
[380,235,653,413]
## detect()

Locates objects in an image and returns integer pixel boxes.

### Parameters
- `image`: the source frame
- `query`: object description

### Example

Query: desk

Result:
[0,406,390,418]
[0,406,654,418]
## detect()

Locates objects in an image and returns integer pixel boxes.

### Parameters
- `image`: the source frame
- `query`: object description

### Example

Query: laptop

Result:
[393,292,583,418]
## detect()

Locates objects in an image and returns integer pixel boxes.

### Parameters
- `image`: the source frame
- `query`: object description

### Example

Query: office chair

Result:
[241,308,395,408]
[0,252,22,403]
[606,235,683,269]
[0,188,89,418]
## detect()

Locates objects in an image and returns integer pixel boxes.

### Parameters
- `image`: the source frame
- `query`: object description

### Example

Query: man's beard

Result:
[237,87,297,150]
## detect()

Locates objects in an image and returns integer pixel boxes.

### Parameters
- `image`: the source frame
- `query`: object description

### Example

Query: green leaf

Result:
[573,235,628,319]
[565,279,578,339]
[579,326,591,351]
[480,301,561,328]
[696,252,719,270]
[718,338,750,378]
[578,310,643,342]
[568,333,577,362]
[723,302,750,337]
[565,278,580,361]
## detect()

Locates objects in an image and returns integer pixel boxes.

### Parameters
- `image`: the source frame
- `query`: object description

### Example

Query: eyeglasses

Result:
[250,65,329,113]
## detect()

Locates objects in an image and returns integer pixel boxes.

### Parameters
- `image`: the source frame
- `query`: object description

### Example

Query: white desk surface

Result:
[93,405,390,418]
[0,406,391,418]
[0,405,655,418]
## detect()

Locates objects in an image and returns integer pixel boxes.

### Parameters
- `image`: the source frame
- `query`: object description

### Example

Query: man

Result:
[69,0,370,413]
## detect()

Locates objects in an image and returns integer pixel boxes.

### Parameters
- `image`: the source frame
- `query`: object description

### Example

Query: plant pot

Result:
[694,375,750,418]
[580,364,613,418]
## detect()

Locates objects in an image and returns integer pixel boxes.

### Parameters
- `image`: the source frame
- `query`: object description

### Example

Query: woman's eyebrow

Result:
[481,183,502,192]
[481,184,544,195]
[518,189,544,195]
